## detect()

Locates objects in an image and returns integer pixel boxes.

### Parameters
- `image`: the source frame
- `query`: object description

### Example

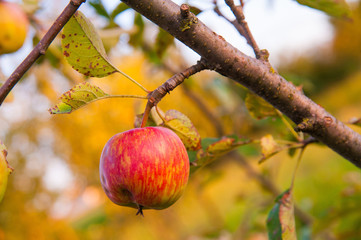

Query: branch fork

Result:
[140,59,207,128]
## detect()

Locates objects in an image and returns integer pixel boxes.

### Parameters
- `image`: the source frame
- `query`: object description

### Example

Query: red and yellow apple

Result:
[99,127,189,215]
[0,1,29,54]
[0,141,13,203]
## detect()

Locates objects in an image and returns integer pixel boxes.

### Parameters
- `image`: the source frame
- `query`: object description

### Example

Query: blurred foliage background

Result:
[1,0,361,239]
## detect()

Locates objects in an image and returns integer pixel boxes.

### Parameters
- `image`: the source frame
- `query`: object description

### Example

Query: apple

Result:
[99,127,189,216]
[0,141,13,203]
[0,1,29,54]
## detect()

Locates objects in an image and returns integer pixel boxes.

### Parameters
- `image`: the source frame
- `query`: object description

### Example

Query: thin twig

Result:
[140,59,208,127]
[224,0,262,59]
[0,0,86,106]
[161,61,225,137]
[215,0,265,60]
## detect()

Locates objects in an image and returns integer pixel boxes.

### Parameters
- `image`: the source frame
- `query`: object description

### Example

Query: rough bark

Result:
[121,0,361,168]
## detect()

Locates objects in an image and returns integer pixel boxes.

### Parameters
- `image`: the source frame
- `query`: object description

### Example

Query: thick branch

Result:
[121,0,361,168]
[0,0,86,106]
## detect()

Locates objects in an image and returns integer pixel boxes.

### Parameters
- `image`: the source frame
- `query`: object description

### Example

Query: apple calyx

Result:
[136,204,144,217]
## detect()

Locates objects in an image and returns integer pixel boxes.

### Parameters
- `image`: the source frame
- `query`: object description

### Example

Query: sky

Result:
[102,0,335,65]
[0,0,344,75]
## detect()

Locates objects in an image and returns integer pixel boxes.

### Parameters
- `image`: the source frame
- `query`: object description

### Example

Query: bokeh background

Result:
[1,0,361,239]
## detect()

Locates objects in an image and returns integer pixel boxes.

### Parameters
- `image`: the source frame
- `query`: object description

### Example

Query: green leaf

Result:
[267,189,297,240]
[0,140,13,203]
[296,0,351,18]
[129,13,144,48]
[134,109,160,128]
[61,11,118,77]
[259,134,282,163]
[110,3,130,20]
[288,147,297,158]
[163,110,201,151]
[190,136,251,173]
[245,92,278,120]
[207,137,236,155]
[49,82,109,114]
[187,150,197,163]
[88,0,110,19]
[155,28,174,59]
[189,6,202,15]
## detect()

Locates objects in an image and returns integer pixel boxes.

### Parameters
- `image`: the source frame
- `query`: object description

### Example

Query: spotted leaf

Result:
[49,82,109,114]
[245,92,277,120]
[267,189,297,240]
[162,110,201,151]
[189,136,251,173]
[61,11,119,77]
[260,134,282,163]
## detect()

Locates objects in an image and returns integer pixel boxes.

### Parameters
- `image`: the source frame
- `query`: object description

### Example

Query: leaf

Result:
[134,107,162,128]
[61,11,118,77]
[88,0,110,19]
[296,0,351,18]
[0,140,13,203]
[267,189,297,240]
[163,110,201,151]
[348,117,361,127]
[207,137,236,155]
[260,134,282,163]
[49,82,109,114]
[288,147,297,158]
[129,13,144,48]
[245,92,277,120]
[190,136,251,173]
[110,2,130,20]
[189,6,202,15]
[155,28,174,59]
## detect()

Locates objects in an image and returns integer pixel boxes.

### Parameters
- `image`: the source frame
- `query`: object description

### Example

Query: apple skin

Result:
[0,141,13,203]
[0,1,29,54]
[99,127,189,214]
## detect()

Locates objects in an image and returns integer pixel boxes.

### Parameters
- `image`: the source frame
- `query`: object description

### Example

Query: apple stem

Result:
[136,204,144,217]
[140,100,153,128]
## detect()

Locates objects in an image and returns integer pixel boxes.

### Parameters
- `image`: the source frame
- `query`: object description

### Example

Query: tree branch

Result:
[223,0,263,60]
[140,59,208,127]
[121,0,361,168]
[0,0,86,106]
[214,2,269,62]
[161,61,225,137]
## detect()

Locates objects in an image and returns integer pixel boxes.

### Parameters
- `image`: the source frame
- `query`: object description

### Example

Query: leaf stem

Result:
[103,94,148,100]
[290,147,305,190]
[117,70,150,93]
[276,110,302,142]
